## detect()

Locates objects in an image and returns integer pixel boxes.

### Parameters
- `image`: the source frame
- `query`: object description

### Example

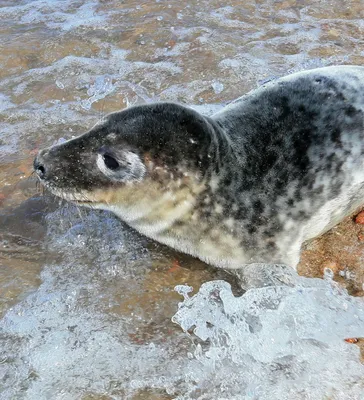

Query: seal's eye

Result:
[103,154,119,170]
[97,147,146,182]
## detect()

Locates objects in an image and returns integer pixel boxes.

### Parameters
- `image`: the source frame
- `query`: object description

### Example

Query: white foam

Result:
[0,0,109,31]
[0,93,15,112]
[173,278,364,399]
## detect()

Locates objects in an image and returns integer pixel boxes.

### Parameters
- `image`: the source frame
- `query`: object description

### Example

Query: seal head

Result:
[34,103,226,257]
[34,102,220,195]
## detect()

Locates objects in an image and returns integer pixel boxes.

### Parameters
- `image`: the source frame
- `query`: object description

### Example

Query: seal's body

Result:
[35,66,364,269]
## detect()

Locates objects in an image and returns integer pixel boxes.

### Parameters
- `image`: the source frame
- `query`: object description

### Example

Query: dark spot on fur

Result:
[252,200,265,214]
[266,241,276,250]
[222,175,232,186]
[335,160,344,174]
[278,95,291,121]
[247,224,257,234]
[263,229,275,238]
[294,188,303,202]
[254,214,270,227]
[345,105,357,117]
[301,175,314,190]
[331,128,341,144]
[297,210,308,220]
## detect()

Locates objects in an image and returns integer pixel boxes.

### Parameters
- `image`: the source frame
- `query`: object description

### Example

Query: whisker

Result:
[76,204,85,222]
[101,97,106,121]
[12,168,34,192]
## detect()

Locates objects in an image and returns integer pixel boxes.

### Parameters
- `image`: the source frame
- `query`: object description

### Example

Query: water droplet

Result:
[212,81,224,94]
[324,267,334,280]
[55,80,64,89]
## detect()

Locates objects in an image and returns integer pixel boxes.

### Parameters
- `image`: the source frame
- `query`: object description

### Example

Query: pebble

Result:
[357,231,364,242]
[354,211,364,224]
[320,260,340,276]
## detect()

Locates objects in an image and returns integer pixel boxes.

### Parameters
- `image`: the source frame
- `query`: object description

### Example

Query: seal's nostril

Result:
[37,165,45,177]
[34,156,46,178]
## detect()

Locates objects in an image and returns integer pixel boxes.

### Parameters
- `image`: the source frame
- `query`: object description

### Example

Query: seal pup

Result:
[34,65,364,269]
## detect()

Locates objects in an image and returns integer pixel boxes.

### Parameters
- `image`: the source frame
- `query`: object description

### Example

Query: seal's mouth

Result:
[57,195,104,208]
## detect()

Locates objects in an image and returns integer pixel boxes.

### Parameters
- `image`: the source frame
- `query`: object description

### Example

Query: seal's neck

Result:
[203,116,242,175]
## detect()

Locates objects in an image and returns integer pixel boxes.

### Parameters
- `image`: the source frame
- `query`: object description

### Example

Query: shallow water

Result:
[0,0,364,399]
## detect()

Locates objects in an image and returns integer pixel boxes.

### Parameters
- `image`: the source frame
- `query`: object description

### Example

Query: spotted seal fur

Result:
[34,66,364,269]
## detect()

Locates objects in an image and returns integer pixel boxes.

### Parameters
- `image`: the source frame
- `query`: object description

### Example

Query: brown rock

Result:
[355,211,364,224]
[344,338,359,344]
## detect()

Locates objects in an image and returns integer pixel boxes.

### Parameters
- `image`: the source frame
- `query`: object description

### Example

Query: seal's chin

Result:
[58,196,107,209]
[71,199,97,206]
[41,184,104,207]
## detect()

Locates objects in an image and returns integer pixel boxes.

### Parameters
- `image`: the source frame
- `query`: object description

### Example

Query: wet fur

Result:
[35,66,364,269]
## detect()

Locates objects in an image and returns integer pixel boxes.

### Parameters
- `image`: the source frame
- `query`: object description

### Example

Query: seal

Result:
[34,65,364,269]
